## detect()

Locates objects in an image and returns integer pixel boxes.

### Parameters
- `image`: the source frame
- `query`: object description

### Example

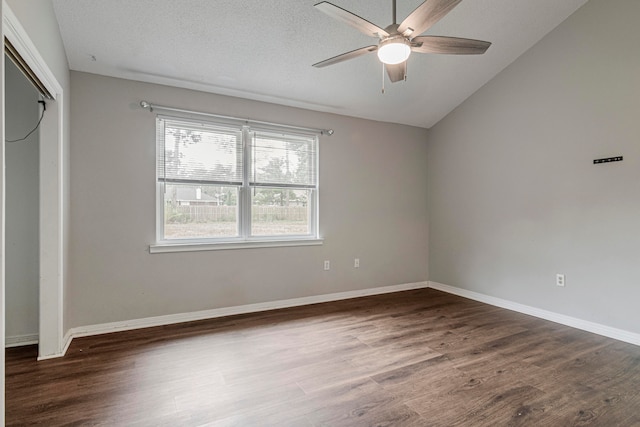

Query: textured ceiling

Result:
[52,0,587,128]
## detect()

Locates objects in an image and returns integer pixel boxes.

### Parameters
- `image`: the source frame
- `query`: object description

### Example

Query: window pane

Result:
[158,118,243,185]
[250,132,317,187]
[251,188,311,236]
[163,184,238,239]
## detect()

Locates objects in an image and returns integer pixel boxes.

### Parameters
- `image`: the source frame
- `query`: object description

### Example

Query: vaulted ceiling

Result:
[52,0,587,128]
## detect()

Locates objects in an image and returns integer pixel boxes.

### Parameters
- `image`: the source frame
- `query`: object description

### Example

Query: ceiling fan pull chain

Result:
[381,63,386,94]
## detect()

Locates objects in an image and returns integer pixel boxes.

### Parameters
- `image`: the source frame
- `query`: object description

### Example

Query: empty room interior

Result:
[2,0,640,425]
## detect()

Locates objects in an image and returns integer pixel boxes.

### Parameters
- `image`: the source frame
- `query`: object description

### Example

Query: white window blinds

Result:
[157,117,243,185]
[250,131,318,188]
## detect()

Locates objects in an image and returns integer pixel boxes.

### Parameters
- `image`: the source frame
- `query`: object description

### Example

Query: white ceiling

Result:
[52,0,587,128]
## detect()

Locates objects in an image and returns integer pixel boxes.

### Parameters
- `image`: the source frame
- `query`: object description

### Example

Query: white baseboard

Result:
[428,281,640,347]
[37,280,640,360]
[5,334,38,348]
[50,281,430,359]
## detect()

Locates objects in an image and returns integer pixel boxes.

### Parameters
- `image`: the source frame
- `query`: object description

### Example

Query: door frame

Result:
[3,3,65,360]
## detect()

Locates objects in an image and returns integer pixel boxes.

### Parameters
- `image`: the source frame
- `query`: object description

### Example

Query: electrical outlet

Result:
[354,258,360,268]
[556,274,565,287]
[324,260,330,271]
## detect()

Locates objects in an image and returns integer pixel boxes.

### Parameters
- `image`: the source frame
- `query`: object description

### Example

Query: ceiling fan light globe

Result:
[377,39,411,65]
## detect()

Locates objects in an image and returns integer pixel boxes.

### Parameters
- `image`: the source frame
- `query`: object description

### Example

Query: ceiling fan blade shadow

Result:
[313,45,378,68]
[411,36,491,54]
[314,2,389,38]
[398,0,462,38]
[385,62,407,83]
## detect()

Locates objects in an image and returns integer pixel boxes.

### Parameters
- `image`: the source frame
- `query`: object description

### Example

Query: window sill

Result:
[149,238,324,254]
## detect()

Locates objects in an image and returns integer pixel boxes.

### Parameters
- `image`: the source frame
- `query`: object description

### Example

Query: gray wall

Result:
[5,59,39,341]
[427,0,640,333]
[67,72,429,328]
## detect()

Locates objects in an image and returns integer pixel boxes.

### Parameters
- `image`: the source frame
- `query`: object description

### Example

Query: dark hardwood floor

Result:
[6,288,640,426]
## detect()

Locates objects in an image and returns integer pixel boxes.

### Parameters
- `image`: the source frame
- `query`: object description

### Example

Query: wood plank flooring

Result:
[6,288,640,426]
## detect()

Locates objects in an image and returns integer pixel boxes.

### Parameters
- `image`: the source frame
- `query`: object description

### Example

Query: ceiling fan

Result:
[312,0,491,83]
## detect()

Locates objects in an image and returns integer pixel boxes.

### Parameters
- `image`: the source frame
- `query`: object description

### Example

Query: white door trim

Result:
[3,2,65,359]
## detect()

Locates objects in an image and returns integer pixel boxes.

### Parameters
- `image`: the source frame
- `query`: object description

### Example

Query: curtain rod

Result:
[139,101,334,136]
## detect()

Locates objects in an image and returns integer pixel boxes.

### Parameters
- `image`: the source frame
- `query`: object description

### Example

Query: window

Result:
[155,116,319,248]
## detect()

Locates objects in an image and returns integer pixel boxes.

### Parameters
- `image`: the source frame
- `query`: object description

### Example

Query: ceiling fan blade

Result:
[411,36,491,54]
[313,45,378,68]
[385,62,407,83]
[398,0,462,39]
[314,2,389,38]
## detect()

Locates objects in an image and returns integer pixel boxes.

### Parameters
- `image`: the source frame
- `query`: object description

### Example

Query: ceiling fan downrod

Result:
[392,0,397,25]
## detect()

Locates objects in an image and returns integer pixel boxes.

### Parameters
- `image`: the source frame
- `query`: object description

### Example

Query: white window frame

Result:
[151,115,322,253]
